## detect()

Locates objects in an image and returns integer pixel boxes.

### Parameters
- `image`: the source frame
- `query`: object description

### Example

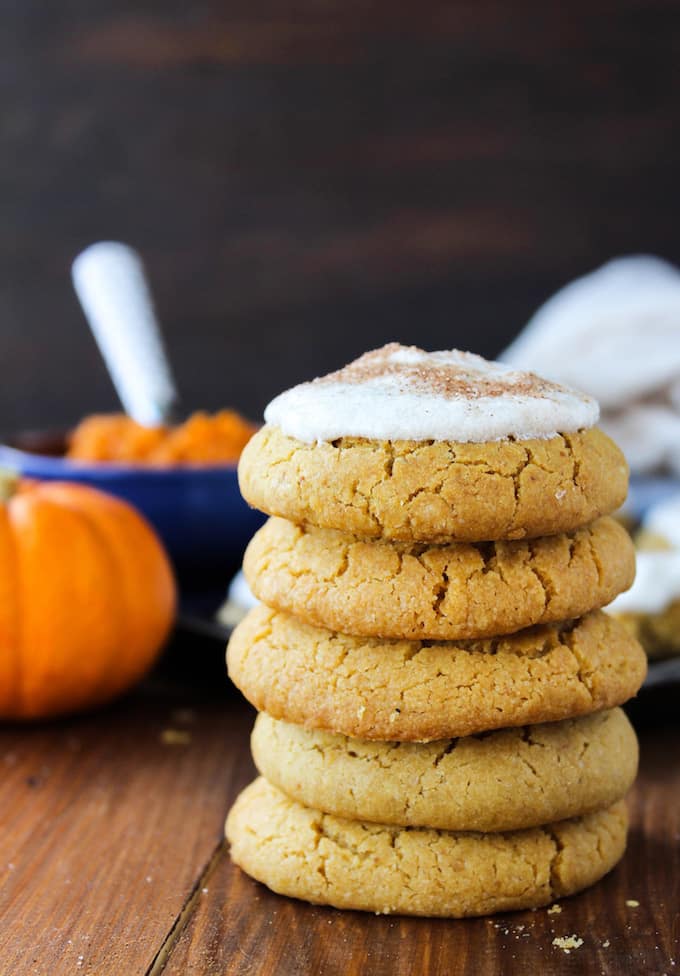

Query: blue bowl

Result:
[627,475,680,521]
[0,431,265,590]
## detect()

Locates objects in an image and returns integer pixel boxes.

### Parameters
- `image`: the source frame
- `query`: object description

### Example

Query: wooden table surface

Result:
[0,644,678,976]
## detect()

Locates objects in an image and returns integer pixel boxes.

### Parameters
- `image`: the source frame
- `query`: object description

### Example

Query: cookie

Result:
[243,515,635,641]
[239,424,627,543]
[226,778,628,917]
[616,605,680,660]
[242,344,624,543]
[251,708,638,833]
[227,606,646,741]
[609,546,680,659]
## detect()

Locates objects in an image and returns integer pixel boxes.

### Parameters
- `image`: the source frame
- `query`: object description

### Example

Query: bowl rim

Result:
[0,441,239,478]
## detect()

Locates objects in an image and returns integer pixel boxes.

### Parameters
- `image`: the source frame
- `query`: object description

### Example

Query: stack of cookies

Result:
[226,345,646,917]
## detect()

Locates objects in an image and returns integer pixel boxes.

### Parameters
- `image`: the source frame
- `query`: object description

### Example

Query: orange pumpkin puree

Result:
[67,411,257,465]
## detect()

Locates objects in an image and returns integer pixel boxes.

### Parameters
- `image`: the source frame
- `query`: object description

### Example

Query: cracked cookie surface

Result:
[227,606,647,741]
[243,515,635,640]
[238,425,628,542]
[251,709,638,833]
[226,778,628,917]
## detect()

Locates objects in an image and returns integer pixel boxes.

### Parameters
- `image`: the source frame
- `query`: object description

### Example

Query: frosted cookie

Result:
[608,494,680,658]
[226,778,628,918]
[239,346,627,543]
[252,709,638,833]
[609,511,680,658]
[227,606,646,741]
[243,515,635,641]
[609,550,680,658]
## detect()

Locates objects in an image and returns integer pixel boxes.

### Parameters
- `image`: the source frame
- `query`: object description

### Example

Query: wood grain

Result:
[162,718,680,976]
[0,686,256,976]
[0,665,678,975]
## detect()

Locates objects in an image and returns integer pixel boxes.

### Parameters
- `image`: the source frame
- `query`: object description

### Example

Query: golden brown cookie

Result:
[251,709,638,833]
[616,604,680,660]
[238,425,628,543]
[243,515,635,640]
[226,778,628,917]
[227,606,646,741]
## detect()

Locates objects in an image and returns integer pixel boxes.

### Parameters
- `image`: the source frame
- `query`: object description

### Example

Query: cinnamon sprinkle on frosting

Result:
[264,343,599,444]
[316,344,566,401]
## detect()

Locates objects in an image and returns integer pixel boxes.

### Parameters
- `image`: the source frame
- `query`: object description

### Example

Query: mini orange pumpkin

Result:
[0,475,177,719]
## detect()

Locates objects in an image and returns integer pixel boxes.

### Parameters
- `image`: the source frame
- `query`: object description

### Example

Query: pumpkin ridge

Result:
[7,495,37,716]
[14,492,114,715]
[40,482,176,703]
[50,492,129,706]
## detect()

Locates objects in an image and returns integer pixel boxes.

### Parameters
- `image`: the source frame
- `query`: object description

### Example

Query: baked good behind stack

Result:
[226,345,646,918]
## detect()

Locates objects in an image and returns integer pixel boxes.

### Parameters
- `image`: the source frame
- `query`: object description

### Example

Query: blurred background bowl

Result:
[0,430,265,599]
[627,475,680,522]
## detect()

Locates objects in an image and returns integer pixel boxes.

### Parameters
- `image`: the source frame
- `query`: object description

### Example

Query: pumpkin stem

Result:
[0,468,20,502]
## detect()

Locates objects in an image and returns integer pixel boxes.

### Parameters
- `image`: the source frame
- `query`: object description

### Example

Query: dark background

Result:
[2,1,680,430]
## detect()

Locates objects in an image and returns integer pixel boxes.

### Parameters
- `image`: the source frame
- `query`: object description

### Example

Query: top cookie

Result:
[240,345,627,542]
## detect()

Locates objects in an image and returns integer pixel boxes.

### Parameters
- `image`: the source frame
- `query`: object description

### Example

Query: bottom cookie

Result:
[226,778,628,918]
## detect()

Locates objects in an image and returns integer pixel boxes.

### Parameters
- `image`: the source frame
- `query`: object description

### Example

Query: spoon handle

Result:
[72,242,179,426]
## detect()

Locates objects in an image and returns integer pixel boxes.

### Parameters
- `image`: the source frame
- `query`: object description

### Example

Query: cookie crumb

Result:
[626,899,640,908]
[547,904,562,915]
[552,935,584,953]
[161,729,192,746]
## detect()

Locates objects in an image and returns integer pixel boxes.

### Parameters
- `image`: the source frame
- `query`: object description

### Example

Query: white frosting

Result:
[643,493,680,548]
[609,492,680,614]
[264,344,598,443]
[609,550,680,614]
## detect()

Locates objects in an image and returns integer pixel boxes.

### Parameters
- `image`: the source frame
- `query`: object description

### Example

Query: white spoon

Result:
[72,242,179,426]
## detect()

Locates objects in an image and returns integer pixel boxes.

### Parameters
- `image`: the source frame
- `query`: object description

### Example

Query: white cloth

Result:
[502,255,680,473]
